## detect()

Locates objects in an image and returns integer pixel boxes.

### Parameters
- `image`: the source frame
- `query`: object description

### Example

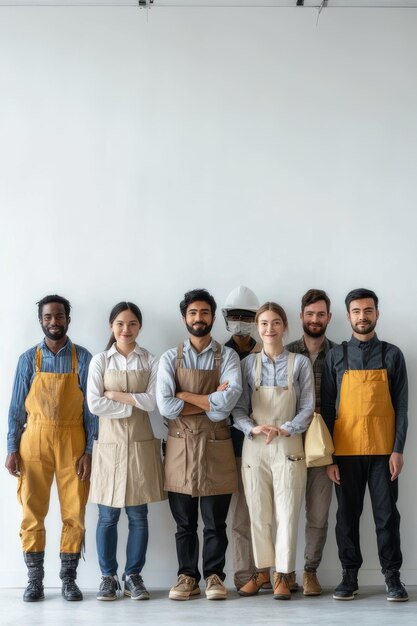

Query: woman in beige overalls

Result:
[87,302,165,602]
[233,302,314,601]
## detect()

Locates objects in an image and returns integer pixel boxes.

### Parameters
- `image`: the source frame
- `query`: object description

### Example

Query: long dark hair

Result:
[105,301,143,350]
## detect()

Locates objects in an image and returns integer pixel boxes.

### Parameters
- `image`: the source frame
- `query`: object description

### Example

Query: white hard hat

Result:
[222,286,260,315]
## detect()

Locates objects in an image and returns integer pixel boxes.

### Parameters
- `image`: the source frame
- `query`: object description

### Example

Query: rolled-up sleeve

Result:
[232,356,255,437]
[281,354,314,436]
[77,348,98,453]
[131,355,159,412]
[7,352,33,454]
[207,348,242,421]
[87,353,133,420]
[156,350,184,419]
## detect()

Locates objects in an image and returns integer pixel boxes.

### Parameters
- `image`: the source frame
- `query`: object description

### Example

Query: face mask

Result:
[227,321,255,337]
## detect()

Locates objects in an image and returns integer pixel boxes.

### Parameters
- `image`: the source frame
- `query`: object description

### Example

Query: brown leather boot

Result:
[303,571,322,596]
[238,571,271,597]
[287,571,299,592]
[273,572,291,600]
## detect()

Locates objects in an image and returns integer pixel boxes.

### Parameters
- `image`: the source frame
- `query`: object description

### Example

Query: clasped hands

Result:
[251,424,290,444]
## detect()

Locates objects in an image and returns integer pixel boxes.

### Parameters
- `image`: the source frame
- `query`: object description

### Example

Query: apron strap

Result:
[287,351,295,389]
[35,346,42,372]
[342,341,349,371]
[255,352,262,390]
[176,342,184,369]
[381,341,387,369]
[213,341,222,371]
[71,344,78,374]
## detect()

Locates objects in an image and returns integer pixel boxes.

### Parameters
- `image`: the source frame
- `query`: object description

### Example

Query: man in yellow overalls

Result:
[322,288,408,602]
[5,295,97,602]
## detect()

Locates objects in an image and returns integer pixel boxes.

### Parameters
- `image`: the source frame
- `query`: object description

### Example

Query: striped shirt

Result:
[7,338,97,454]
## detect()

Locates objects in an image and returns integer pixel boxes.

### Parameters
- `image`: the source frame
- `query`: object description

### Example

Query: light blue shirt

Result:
[156,338,242,422]
[7,338,97,454]
[232,349,314,437]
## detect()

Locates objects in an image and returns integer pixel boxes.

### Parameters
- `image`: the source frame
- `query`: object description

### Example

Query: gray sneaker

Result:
[97,575,121,601]
[123,573,150,600]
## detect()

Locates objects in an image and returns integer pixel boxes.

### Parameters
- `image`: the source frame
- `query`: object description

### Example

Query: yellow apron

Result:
[89,367,166,507]
[18,344,89,553]
[333,341,395,456]
[164,341,238,497]
[242,351,307,572]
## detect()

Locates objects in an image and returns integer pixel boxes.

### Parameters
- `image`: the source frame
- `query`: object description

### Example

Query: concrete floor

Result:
[1,587,416,626]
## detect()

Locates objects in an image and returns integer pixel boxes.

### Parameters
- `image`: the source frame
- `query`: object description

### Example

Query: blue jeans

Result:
[96,504,149,576]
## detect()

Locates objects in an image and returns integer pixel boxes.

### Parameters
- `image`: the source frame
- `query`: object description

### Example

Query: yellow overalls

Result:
[18,345,89,553]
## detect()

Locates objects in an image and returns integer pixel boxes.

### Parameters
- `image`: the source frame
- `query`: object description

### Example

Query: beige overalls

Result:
[90,365,165,507]
[242,352,307,573]
[164,341,237,497]
[18,345,89,553]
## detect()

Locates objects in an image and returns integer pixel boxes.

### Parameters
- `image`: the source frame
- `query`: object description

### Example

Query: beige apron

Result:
[164,341,238,497]
[242,351,307,572]
[90,364,166,508]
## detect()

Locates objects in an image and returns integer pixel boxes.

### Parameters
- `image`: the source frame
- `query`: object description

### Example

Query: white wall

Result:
[1,5,416,588]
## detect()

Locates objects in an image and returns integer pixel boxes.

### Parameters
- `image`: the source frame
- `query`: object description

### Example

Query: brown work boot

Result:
[238,571,271,597]
[287,571,299,592]
[303,571,322,596]
[273,572,291,600]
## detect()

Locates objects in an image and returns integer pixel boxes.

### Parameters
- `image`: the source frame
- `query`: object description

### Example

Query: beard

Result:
[186,321,213,337]
[41,324,68,341]
[350,320,377,335]
[302,322,327,338]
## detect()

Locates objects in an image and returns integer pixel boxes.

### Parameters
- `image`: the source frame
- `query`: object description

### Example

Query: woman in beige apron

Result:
[87,302,165,602]
[233,302,314,601]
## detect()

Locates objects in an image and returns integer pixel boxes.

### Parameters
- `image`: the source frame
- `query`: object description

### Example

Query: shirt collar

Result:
[261,348,288,363]
[107,342,142,357]
[40,337,72,356]
[296,336,332,355]
[349,333,380,348]
[183,337,217,356]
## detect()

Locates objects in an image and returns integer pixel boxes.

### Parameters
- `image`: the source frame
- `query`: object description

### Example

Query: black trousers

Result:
[335,455,402,572]
[168,491,232,582]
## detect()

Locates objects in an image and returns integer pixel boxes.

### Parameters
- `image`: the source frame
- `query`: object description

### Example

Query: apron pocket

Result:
[205,439,237,493]
[164,435,186,489]
[284,455,307,489]
[130,439,165,503]
[89,442,117,504]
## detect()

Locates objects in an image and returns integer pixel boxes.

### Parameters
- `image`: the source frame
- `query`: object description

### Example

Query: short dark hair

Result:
[106,301,143,350]
[37,294,71,319]
[345,288,379,311]
[301,289,331,314]
[180,289,217,317]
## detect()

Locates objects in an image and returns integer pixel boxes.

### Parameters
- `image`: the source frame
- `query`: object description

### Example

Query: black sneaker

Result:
[123,573,150,601]
[97,575,121,601]
[385,570,408,602]
[333,569,359,600]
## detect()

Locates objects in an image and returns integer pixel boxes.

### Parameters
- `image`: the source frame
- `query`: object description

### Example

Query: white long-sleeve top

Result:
[87,342,158,419]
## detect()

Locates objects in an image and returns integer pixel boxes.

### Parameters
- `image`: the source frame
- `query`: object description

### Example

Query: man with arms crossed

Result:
[322,288,408,601]
[5,295,96,602]
[286,289,336,596]
[157,288,242,601]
